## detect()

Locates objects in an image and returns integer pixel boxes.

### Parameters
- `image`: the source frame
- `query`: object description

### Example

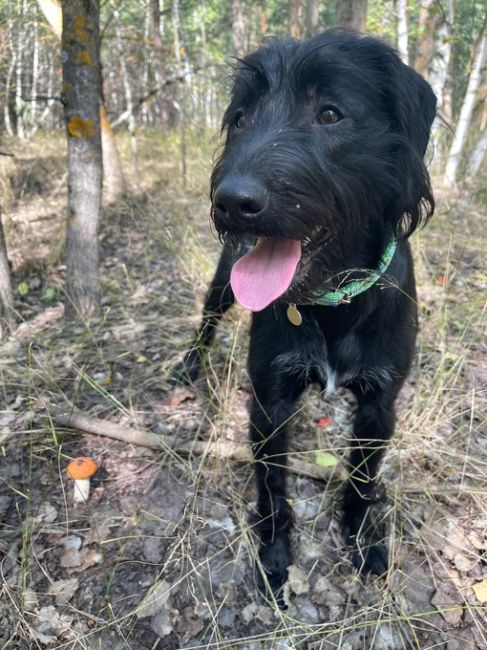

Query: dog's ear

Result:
[383,52,437,237]
[389,58,437,157]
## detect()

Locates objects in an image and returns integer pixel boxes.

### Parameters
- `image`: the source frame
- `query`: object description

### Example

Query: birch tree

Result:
[0,207,14,338]
[335,0,367,31]
[396,0,409,64]
[304,0,320,37]
[429,0,454,120]
[288,0,301,39]
[445,15,487,184]
[230,0,245,56]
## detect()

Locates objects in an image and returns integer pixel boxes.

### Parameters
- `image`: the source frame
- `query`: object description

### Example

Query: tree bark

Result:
[0,209,15,338]
[100,105,124,203]
[29,4,40,135]
[230,0,245,55]
[396,0,409,64]
[335,0,367,31]
[15,0,27,139]
[151,0,173,126]
[288,0,301,39]
[465,127,487,178]
[37,0,124,202]
[414,0,439,77]
[61,0,102,317]
[304,0,320,36]
[445,16,487,184]
[429,0,454,119]
[114,8,138,177]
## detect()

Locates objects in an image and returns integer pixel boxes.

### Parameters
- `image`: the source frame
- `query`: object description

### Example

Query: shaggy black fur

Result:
[176,29,436,602]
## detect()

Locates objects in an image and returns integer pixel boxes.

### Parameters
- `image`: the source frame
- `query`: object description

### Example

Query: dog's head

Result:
[211,29,436,311]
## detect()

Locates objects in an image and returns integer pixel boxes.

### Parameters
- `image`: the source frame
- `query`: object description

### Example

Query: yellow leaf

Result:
[472,579,487,603]
[315,452,338,468]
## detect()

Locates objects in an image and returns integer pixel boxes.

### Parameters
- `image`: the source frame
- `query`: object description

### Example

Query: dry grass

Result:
[0,130,485,649]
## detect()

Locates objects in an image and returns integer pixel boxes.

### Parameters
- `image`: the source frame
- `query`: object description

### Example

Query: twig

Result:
[111,62,225,127]
[48,405,340,481]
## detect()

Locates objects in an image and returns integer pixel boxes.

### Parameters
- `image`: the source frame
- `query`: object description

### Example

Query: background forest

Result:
[0,1,486,649]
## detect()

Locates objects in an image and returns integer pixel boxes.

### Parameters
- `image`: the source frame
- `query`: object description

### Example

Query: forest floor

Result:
[0,131,486,650]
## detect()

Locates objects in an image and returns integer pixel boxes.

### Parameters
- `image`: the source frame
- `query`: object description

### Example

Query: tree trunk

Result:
[29,5,40,135]
[15,0,27,139]
[152,0,173,126]
[465,127,487,178]
[304,0,320,36]
[429,0,454,119]
[335,0,367,31]
[0,209,14,339]
[396,0,409,64]
[37,0,124,202]
[114,8,138,177]
[445,16,487,185]
[230,0,245,55]
[288,0,301,39]
[61,0,102,318]
[100,105,125,203]
[4,52,16,137]
[172,0,182,66]
[141,5,151,125]
[414,0,439,78]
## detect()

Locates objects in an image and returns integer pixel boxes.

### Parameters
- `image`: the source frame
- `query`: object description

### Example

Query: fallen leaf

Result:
[48,578,79,605]
[316,417,332,428]
[22,588,39,612]
[136,580,171,619]
[169,387,194,407]
[312,576,347,606]
[241,603,258,624]
[61,548,102,572]
[472,579,487,603]
[34,502,58,524]
[315,451,339,468]
[30,606,75,644]
[63,535,82,551]
[150,609,172,637]
[431,583,463,625]
[287,565,309,596]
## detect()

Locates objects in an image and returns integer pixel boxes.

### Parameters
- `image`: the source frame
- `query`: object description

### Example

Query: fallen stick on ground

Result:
[48,405,341,482]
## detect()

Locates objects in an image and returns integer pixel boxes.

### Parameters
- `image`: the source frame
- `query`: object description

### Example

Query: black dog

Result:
[177,29,436,600]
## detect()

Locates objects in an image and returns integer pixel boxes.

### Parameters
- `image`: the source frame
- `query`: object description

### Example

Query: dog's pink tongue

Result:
[230,239,301,311]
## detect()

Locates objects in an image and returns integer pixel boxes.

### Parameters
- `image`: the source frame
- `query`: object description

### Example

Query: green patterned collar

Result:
[310,237,397,307]
[286,238,397,325]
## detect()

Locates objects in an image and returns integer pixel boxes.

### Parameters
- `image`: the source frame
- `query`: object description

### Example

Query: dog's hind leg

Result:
[342,384,399,575]
[173,243,237,383]
[249,369,307,603]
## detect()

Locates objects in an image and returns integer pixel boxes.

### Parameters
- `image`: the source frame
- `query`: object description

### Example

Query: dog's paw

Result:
[256,536,293,607]
[351,539,388,576]
[171,353,201,385]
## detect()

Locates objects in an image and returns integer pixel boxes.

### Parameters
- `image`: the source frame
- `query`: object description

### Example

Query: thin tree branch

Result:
[47,405,341,482]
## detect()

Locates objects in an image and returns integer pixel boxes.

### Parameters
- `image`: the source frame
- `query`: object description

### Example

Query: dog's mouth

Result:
[229,231,332,311]
[230,238,302,311]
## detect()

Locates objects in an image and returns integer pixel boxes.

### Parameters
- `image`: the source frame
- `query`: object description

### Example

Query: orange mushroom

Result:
[66,457,97,502]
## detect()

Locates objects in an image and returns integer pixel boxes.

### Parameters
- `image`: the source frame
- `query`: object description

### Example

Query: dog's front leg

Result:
[248,374,305,603]
[342,385,398,575]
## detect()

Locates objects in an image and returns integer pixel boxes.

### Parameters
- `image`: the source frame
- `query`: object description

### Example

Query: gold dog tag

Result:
[287,303,302,326]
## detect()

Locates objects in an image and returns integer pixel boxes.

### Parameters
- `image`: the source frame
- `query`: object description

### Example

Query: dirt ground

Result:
[0,132,486,649]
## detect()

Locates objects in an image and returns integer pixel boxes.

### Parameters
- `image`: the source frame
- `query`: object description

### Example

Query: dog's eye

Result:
[318,106,343,125]
[235,112,246,129]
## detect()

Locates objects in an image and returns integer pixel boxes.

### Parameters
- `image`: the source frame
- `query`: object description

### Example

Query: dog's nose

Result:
[213,177,268,221]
